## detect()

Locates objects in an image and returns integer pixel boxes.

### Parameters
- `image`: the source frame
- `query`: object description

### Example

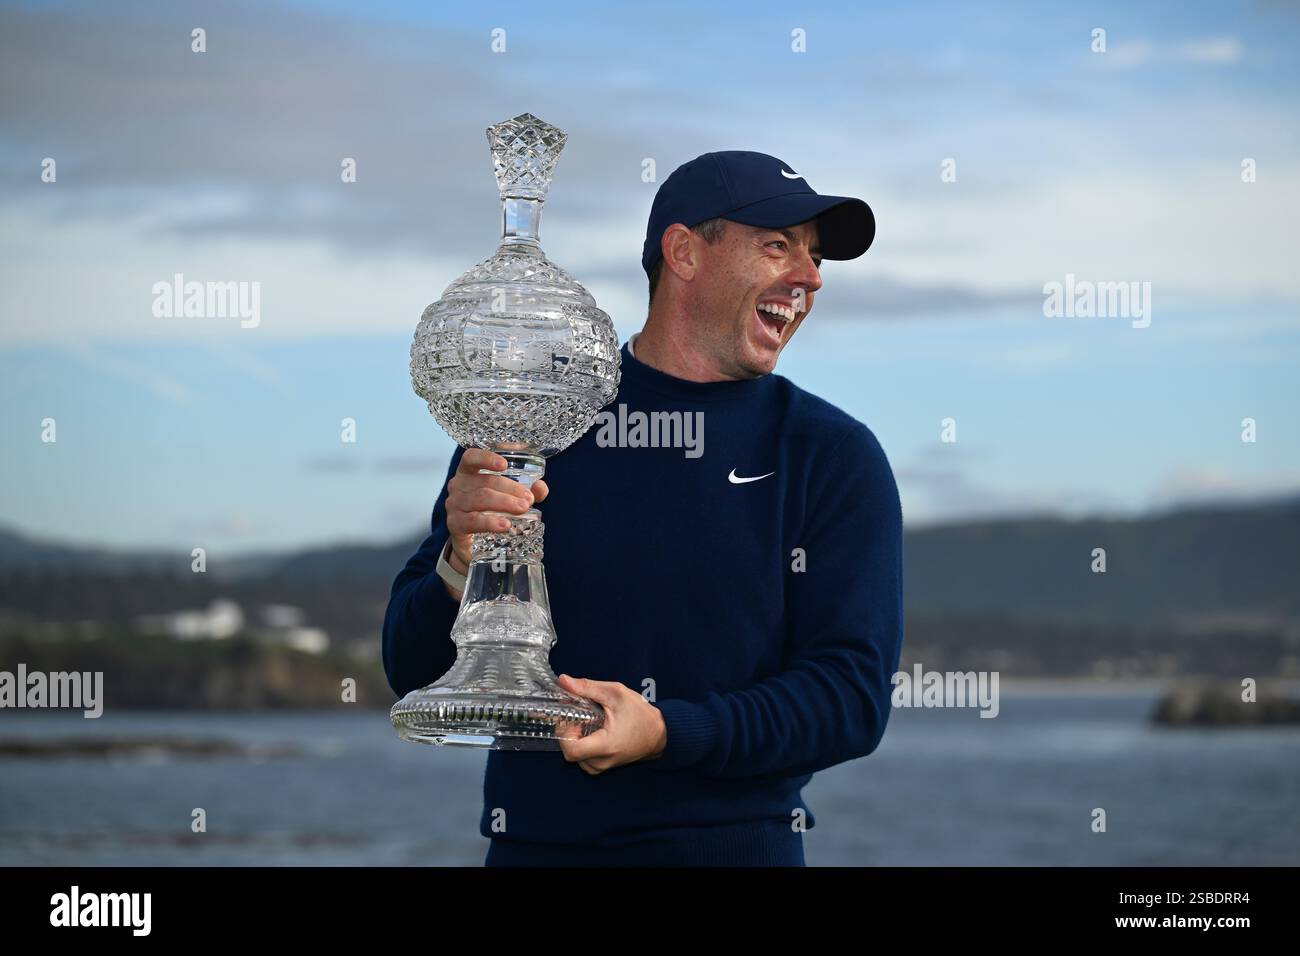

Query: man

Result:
[382,150,904,866]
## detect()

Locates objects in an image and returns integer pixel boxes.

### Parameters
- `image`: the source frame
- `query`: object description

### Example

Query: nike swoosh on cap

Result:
[779,169,801,179]
[728,468,775,484]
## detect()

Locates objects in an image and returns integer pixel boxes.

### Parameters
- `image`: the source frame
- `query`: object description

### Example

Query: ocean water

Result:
[1,687,1297,866]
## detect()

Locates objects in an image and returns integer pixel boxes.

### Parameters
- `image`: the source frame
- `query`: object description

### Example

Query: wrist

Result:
[649,707,668,759]
[448,543,470,575]
[435,538,468,598]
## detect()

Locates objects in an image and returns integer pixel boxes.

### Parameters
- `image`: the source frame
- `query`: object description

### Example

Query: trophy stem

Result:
[388,471,606,750]
[484,446,545,489]
[501,196,543,245]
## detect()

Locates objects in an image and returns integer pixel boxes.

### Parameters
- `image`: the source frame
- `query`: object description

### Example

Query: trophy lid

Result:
[487,113,568,202]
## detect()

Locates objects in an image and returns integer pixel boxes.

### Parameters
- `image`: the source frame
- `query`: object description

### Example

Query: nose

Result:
[788,246,822,299]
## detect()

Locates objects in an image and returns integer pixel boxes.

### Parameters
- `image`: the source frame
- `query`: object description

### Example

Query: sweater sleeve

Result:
[648,423,904,779]
[381,446,466,700]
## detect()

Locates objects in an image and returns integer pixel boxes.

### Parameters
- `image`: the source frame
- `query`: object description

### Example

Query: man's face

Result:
[692,218,823,378]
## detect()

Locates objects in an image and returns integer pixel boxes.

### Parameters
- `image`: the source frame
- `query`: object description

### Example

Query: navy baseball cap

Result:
[641,150,875,276]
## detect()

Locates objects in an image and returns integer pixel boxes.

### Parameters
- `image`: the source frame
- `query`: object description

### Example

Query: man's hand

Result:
[442,449,549,599]
[555,674,668,775]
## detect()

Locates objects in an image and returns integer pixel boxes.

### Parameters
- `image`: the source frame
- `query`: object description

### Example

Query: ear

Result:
[661,223,698,283]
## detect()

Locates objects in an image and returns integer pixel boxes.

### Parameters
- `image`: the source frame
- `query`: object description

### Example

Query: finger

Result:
[459,448,508,474]
[447,511,514,536]
[560,727,609,763]
[555,712,596,748]
[532,479,549,503]
[558,674,623,708]
[557,734,582,762]
[449,487,534,515]
[449,472,533,498]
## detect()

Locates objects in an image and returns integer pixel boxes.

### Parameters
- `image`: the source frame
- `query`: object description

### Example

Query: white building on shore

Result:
[134,599,330,654]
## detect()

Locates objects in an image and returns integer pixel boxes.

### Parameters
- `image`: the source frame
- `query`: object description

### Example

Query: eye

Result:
[767,239,787,251]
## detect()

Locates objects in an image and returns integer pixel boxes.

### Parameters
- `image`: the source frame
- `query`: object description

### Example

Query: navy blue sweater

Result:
[382,338,905,864]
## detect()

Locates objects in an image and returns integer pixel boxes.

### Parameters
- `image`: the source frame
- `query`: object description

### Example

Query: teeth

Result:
[757,302,795,323]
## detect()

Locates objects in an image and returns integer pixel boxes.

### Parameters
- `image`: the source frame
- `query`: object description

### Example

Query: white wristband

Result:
[435,538,468,593]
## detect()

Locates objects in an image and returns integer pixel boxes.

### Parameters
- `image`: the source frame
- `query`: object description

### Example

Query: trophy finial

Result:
[486,112,568,201]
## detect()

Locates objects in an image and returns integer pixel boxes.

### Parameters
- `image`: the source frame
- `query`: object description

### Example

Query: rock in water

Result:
[1152,680,1300,726]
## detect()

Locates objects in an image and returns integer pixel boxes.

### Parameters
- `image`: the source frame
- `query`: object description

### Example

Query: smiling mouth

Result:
[754,301,795,346]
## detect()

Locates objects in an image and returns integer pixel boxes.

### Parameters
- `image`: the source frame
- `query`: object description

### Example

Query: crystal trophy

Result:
[390,113,621,750]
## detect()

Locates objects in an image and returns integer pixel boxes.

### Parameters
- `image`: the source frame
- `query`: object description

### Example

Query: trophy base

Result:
[390,646,605,751]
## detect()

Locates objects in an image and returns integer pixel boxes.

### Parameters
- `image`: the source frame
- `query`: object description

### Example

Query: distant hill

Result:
[0,526,420,584]
[260,537,428,584]
[1,493,1298,653]
[0,527,180,575]
[255,491,1300,630]
[904,494,1300,631]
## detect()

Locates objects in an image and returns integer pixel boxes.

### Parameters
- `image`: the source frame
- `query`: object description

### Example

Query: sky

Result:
[1,0,1298,554]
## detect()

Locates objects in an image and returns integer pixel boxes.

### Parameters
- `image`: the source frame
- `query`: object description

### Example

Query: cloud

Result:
[580,261,1038,321]
[896,451,1128,527]
[59,341,195,405]
[1102,37,1244,69]
[302,453,447,476]
[898,452,1300,529]
[0,1,665,259]
[2,1,1297,354]
[375,501,434,537]
[896,440,1124,525]
[171,512,262,538]
[373,455,447,475]
[303,454,361,475]
[1143,467,1300,511]
[817,273,1038,320]
[200,340,292,396]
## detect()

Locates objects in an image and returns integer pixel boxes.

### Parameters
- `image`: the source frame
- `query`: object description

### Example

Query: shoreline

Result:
[988,676,1300,695]
[1,677,1297,717]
